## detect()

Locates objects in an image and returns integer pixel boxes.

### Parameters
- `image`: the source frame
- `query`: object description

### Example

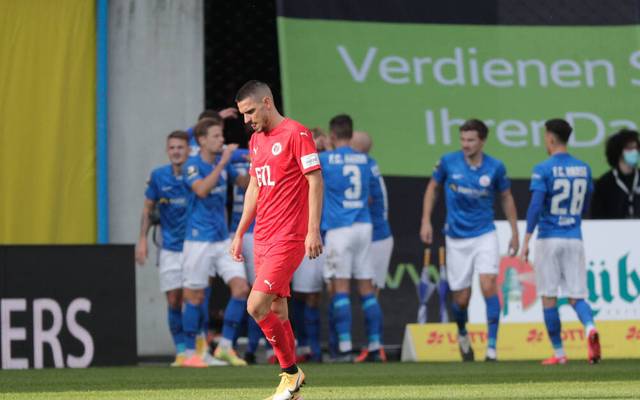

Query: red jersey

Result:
[249,118,321,243]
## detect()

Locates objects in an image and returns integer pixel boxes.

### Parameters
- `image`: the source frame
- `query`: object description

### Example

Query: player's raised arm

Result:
[305,169,323,259]
[135,198,156,265]
[191,144,238,198]
[420,178,440,244]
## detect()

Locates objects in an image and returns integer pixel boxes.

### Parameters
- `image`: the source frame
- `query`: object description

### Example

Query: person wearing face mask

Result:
[591,129,640,219]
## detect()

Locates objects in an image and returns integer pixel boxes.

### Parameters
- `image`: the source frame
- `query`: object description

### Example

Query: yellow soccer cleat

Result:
[170,353,186,367]
[263,368,305,400]
[213,346,248,367]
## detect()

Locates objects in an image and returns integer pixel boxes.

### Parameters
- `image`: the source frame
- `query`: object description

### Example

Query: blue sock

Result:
[361,294,382,351]
[332,293,352,352]
[451,302,468,336]
[305,305,321,359]
[200,286,212,335]
[247,315,262,354]
[543,307,563,351]
[222,297,247,343]
[328,299,338,357]
[168,306,185,354]
[183,302,201,352]
[292,297,308,348]
[572,299,595,332]
[485,295,500,350]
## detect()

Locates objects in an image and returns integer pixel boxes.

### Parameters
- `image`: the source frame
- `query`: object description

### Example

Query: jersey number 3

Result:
[343,165,362,200]
[550,178,587,215]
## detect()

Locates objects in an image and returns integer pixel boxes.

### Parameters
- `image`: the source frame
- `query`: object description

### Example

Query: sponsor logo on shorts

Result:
[264,279,275,290]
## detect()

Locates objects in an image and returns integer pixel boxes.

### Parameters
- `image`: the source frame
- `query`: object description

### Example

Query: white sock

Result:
[486,347,497,359]
[218,337,233,349]
[554,347,566,358]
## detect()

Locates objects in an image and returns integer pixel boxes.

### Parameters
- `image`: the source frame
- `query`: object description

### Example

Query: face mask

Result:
[623,149,639,167]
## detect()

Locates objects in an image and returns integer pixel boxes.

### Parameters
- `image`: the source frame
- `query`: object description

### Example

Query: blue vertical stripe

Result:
[96,0,109,243]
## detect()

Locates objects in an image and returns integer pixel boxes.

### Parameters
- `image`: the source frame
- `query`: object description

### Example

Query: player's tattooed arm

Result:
[420,179,440,244]
[305,169,323,259]
[135,199,155,266]
[500,188,520,255]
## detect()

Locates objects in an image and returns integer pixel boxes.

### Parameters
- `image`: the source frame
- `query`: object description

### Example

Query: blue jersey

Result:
[368,157,392,241]
[183,154,237,242]
[433,151,510,239]
[229,149,254,234]
[530,153,593,239]
[186,126,199,156]
[320,146,372,231]
[144,164,190,251]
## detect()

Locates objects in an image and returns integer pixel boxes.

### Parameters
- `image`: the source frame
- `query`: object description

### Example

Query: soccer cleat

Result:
[244,352,257,365]
[458,334,475,362]
[214,346,248,366]
[264,368,306,400]
[485,347,497,362]
[332,351,354,363]
[182,354,208,368]
[355,349,385,363]
[587,330,601,364]
[170,353,186,367]
[541,355,568,365]
[202,351,228,366]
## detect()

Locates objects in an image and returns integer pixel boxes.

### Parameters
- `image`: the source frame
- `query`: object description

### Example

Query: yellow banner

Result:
[0,0,96,243]
[402,321,640,361]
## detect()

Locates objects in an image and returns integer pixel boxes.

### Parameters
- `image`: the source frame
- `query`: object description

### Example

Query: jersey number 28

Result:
[550,178,587,215]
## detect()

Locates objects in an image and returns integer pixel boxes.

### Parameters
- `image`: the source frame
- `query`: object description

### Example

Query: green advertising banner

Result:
[278,18,640,178]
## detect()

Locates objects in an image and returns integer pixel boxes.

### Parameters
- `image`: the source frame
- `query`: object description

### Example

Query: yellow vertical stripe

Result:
[0,0,96,243]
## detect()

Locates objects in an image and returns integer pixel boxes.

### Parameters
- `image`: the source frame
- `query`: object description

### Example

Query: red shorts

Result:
[253,241,306,298]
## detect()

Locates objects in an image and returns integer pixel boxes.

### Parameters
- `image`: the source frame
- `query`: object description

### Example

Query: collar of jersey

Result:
[264,118,289,136]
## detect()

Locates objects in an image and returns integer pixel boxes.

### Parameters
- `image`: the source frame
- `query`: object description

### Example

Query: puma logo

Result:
[300,131,308,136]
[266,335,277,343]
[264,279,275,290]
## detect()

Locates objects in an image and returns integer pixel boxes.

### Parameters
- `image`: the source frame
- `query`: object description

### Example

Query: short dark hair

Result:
[198,109,220,121]
[545,118,573,144]
[329,114,353,140]
[194,117,223,141]
[605,129,640,168]
[235,80,271,102]
[167,130,189,142]
[460,119,488,140]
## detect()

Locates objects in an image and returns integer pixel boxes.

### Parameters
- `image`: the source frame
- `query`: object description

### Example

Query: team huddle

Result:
[136,80,600,400]
[136,81,393,399]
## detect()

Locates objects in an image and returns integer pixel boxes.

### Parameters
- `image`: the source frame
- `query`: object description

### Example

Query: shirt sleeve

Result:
[495,161,511,192]
[525,190,545,234]
[144,172,159,201]
[431,157,446,184]
[292,128,321,174]
[529,164,547,193]
[184,160,203,188]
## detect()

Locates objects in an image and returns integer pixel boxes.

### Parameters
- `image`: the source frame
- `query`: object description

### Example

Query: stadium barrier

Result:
[401,321,640,361]
[402,220,640,361]
[0,246,136,369]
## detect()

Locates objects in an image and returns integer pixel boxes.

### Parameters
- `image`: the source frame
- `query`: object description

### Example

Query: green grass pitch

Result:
[1,360,639,399]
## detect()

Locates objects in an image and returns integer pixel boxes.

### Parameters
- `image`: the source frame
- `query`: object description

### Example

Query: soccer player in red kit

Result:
[230,80,323,400]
